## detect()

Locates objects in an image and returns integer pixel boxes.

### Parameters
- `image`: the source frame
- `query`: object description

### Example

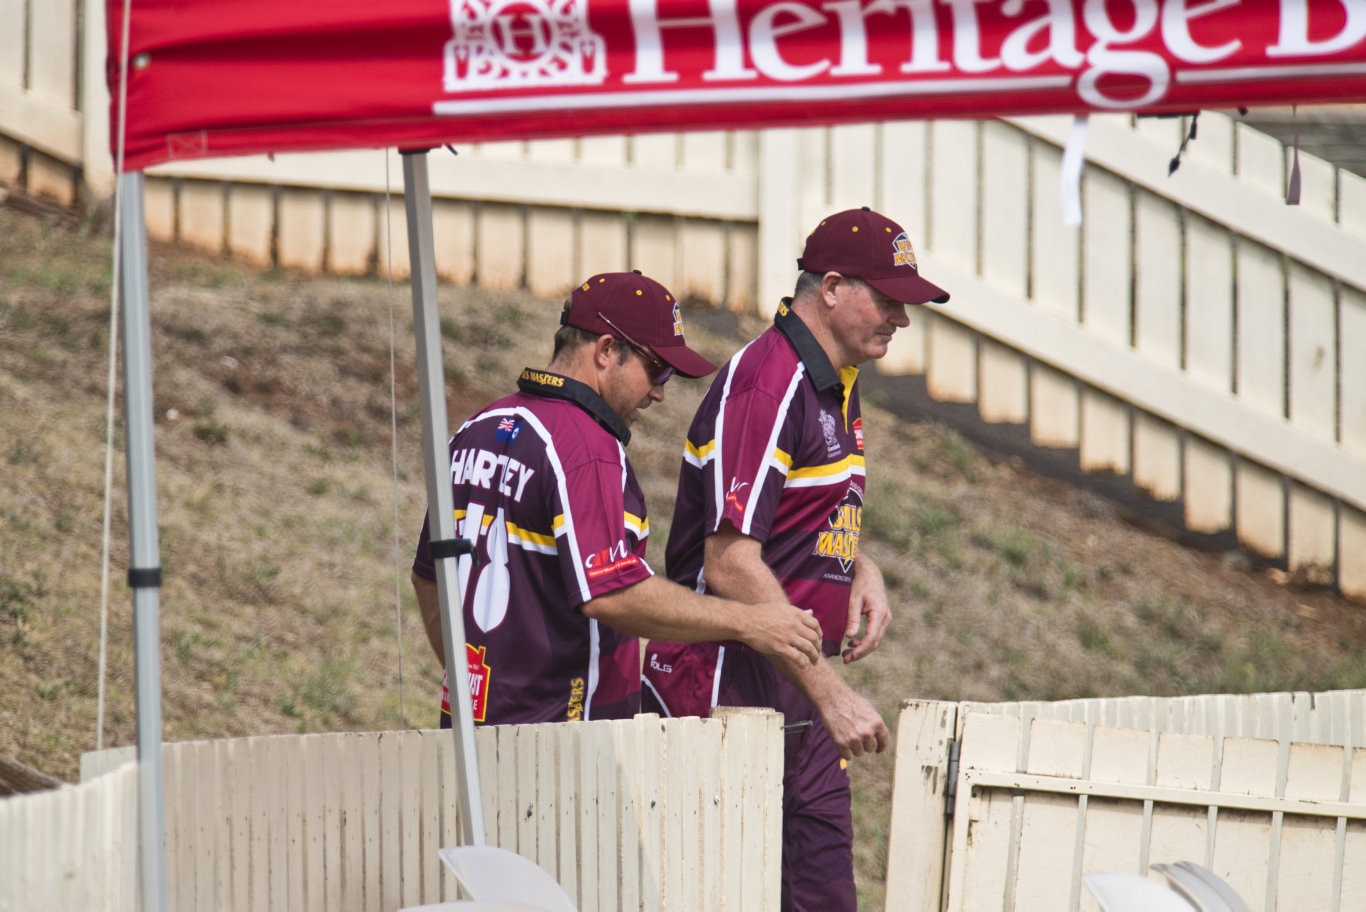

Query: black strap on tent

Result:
[127,567,162,589]
[427,538,475,561]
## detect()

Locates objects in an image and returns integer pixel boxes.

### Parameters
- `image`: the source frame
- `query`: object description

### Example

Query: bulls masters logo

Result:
[445,0,606,90]
[814,486,862,575]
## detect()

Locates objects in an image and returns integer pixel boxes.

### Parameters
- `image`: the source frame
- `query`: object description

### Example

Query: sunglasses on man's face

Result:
[598,312,676,385]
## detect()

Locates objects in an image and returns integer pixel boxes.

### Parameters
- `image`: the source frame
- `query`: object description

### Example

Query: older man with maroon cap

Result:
[410,270,822,728]
[642,209,950,911]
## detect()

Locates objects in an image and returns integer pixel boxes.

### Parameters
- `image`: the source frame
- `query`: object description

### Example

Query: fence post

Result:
[885,699,959,912]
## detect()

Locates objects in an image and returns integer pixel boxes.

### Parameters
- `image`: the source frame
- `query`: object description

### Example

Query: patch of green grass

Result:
[7,437,41,465]
[193,419,230,445]
[317,312,346,336]
[1319,654,1366,691]
[978,526,1038,567]
[973,526,1083,603]
[333,426,365,448]
[170,626,221,668]
[494,303,526,328]
[249,560,282,594]
[53,508,74,535]
[281,655,362,728]
[918,430,981,481]
[0,572,44,649]
[862,486,961,563]
[1220,630,1302,694]
[1077,614,1116,656]
[170,261,244,288]
[1059,559,1083,597]
[1135,596,1204,642]
[22,263,111,296]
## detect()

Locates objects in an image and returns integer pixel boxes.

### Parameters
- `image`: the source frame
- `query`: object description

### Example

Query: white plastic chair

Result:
[397,904,546,911]
[1152,861,1252,912]
[1083,871,1198,911]
[1085,861,1251,912]
[394,845,578,912]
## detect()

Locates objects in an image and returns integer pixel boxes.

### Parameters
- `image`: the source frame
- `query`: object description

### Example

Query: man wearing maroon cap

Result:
[410,270,822,728]
[642,209,950,911]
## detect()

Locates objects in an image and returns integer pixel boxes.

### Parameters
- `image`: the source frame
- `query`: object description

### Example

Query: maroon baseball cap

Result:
[561,271,717,378]
[797,207,950,305]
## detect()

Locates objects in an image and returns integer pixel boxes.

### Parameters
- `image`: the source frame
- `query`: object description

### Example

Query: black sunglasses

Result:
[598,312,675,385]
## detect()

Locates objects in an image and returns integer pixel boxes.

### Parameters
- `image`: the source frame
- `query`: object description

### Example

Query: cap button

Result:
[860,206,870,211]
[632,269,642,275]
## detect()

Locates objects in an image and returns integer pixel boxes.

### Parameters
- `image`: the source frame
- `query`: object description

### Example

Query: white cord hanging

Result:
[96,0,136,753]
[383,149,408,728]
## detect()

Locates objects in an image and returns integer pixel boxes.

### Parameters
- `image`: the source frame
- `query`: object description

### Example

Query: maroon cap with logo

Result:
[561,271,717,378]
[797,207,950,305]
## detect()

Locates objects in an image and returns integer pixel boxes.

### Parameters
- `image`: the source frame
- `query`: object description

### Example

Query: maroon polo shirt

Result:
[643,301,866,716]
[413,368,653,725]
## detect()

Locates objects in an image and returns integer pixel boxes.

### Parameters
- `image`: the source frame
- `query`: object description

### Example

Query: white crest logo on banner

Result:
[444,0,607,90]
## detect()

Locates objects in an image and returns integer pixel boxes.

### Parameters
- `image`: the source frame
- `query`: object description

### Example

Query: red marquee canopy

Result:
[108,0,1366,173]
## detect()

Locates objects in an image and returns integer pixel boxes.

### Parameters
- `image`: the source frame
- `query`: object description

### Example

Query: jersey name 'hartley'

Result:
[448,447,536,501]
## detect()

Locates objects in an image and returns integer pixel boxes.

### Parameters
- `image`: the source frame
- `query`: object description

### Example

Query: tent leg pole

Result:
[118,170,167,912]
[401,149,487,846]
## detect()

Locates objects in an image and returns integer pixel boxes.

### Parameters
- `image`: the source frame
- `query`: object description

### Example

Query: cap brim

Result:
[866,273,951,305]
[655,342,718,379]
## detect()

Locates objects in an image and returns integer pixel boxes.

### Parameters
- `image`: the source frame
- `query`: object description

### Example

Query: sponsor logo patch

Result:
[820,409,840,458]
[724,478,750,515]
[467,643,491,723]
[584,540,639,578]
[813,485,863,574]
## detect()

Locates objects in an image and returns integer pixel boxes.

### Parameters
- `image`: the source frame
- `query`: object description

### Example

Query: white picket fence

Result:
[0,760,139,911]
[889,689,1366,911]
[0,711,784,912]
[9,694,1365,911]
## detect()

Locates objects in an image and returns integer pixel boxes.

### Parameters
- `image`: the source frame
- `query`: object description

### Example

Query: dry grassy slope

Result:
[3,201,1365,908]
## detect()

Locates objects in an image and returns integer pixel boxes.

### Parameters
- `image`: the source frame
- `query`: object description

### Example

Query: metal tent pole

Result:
[401,149,487,846]
[118,170,167,912]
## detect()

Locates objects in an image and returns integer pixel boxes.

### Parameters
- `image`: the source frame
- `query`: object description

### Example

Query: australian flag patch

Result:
[495,417,521,442]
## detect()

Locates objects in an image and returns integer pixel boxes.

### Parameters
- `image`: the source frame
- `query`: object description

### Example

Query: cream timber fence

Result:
[11,693,1365,912]
[5,3,1365,601]
[889,689,1366,911]
[0,758,139,912]
[0,711,784,912]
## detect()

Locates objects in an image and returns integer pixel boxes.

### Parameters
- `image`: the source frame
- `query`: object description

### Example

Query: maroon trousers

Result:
[642,645,857,912]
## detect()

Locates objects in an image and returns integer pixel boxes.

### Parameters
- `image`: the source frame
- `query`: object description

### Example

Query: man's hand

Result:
[739,601,823,666]
[818,685,890,760]
[842,553,891,664]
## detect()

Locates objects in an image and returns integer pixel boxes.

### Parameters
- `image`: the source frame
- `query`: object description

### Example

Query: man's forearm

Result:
[585,574,823,666]
[410,570,446,666]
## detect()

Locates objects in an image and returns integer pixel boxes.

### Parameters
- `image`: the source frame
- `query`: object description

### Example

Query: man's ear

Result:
[820,272,843,307]
[593,334,616,369]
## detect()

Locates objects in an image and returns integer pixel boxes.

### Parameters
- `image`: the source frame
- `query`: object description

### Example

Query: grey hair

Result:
[795,270,867,298]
